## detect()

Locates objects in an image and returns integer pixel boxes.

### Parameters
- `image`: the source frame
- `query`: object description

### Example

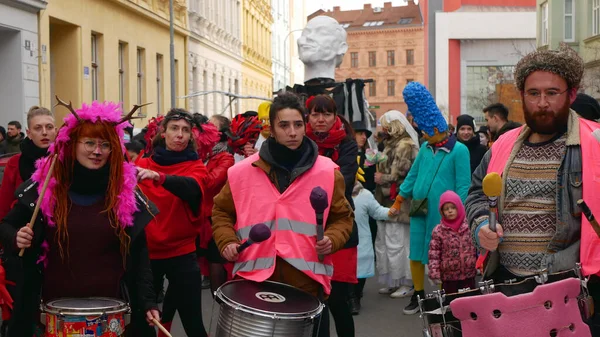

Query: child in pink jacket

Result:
[428,190,477,294]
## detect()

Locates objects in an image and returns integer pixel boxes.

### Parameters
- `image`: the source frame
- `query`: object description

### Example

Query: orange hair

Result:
[52,121,131,263]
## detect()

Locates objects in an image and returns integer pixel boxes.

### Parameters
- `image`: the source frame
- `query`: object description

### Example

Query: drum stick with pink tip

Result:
[152,319,173,337]
[19,154,58,257]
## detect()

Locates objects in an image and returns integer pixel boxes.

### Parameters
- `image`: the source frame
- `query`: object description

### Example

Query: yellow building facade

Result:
[39,0,188,127]
[241,0,273,112]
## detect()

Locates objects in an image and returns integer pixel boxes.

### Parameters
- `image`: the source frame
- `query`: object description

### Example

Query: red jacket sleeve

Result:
[204,152,235,195]
[0,155,21,220]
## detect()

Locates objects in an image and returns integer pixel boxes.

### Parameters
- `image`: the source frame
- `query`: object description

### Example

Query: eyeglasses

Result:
[524,89,568,104]
[79,140,112,153]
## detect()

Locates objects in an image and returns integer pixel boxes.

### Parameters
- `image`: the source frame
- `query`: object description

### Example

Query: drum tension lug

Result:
[575,263,592,298]
[478,280,494,295]
[535,268,549,285]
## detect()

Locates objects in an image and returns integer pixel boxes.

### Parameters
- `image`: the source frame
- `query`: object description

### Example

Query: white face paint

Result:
[297,16,348,81]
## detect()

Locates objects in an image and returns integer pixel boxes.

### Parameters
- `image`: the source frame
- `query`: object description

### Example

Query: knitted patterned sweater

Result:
[499,133,567,276]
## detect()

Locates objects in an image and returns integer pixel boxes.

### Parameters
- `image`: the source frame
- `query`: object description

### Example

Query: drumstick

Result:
[152,319,173,337]
[19,154,58,257]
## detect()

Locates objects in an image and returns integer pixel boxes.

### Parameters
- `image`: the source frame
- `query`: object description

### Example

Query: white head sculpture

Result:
[298,16,348,82]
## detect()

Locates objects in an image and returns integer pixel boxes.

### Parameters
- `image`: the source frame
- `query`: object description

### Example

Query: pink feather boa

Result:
[31,101,139,229]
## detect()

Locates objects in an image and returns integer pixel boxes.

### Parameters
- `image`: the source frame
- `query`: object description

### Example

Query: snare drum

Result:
[214,280,324,337]
[41,297,130,337]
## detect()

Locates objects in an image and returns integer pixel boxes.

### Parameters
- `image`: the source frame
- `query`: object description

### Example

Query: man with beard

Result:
[465,44,600,333]
[455,114,487,173]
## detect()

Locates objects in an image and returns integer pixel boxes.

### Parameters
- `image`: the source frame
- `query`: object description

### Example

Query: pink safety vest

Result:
[228,153,338,294]
[488,120,600,276]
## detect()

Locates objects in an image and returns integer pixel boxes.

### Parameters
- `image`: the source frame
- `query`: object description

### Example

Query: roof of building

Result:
[308,1,423,31]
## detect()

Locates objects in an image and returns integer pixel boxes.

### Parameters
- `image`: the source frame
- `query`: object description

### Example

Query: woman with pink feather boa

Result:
[0,100,160,337]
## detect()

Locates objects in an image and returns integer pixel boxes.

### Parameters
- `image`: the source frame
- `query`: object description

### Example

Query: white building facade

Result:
[271,0,290,92]
[0,0,47,128]
[188,0,243,118]
[434,7,536,123]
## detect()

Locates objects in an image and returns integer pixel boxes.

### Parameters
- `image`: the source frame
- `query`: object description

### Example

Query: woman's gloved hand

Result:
[388,195,404,216]
[356,156,365,183]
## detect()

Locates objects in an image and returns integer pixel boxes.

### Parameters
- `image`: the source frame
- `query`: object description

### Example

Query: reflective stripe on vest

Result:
[236,219,318,240]
[233,257,334,277]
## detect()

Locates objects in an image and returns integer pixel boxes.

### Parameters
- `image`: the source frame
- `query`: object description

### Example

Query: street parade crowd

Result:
[0,20,600,337]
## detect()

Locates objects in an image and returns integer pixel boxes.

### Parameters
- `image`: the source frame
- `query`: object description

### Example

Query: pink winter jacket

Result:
[428,221,477,281]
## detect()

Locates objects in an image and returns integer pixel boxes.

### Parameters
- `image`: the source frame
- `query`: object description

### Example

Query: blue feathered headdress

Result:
[402,82,447,136]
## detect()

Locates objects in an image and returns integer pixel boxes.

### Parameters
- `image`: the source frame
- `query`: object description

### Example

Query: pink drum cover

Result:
[450,278,591,337]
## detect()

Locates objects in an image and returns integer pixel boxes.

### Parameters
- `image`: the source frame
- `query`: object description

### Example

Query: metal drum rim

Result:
[216,280,324,320]
[42,297,130,316]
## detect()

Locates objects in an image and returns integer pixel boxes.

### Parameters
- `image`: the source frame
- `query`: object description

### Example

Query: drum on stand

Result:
[418,265,593,337]
[41,297,130,337]
[213,280,324,337]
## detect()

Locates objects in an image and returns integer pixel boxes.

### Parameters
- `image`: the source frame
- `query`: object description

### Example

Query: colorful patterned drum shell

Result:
[215,280,324,337]
[41,297,130,337]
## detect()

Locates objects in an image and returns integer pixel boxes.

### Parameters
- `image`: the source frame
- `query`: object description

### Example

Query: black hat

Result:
[351,121,372,138]
[456,114,476,133]
[571,93,600,121]
[476,125,489,135]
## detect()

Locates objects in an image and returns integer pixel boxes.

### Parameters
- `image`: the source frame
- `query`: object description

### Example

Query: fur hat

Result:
[514,43,584,91]
[402,82,447,137]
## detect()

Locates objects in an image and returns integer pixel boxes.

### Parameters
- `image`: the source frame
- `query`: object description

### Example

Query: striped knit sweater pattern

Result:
[499,134,567,276]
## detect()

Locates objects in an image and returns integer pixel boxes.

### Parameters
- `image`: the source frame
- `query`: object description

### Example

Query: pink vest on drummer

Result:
[488,120,600,276]
[228,153,338,294]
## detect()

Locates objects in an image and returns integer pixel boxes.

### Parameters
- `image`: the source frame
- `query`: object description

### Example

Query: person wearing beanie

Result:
[571,93,600,121]
[455,114,487,173]
[465,43,600,334]
[428,190,477,293]
[388,82,471,315]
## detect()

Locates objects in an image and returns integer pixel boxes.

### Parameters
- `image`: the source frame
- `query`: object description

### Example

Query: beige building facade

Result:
[241,0,273,112]
[39,0,188,127]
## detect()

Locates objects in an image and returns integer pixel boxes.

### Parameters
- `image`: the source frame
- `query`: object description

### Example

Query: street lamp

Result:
[283,29,303,89]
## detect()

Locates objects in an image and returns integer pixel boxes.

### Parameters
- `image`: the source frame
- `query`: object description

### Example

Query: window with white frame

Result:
[541,2,549,45]
[564,0,575,41]
[594,0,600,36]
[91,34,99,101]
[136,48,144,115]
[156,54,163,114]
[118,42,126,110]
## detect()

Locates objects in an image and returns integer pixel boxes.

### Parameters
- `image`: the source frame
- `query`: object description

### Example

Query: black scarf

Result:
[153,145,199,166]
[70,161,110,195]
[18,138,48,182]
[267,137,306,172]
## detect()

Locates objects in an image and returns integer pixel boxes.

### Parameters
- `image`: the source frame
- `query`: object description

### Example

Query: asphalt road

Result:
[168,277,433,337]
